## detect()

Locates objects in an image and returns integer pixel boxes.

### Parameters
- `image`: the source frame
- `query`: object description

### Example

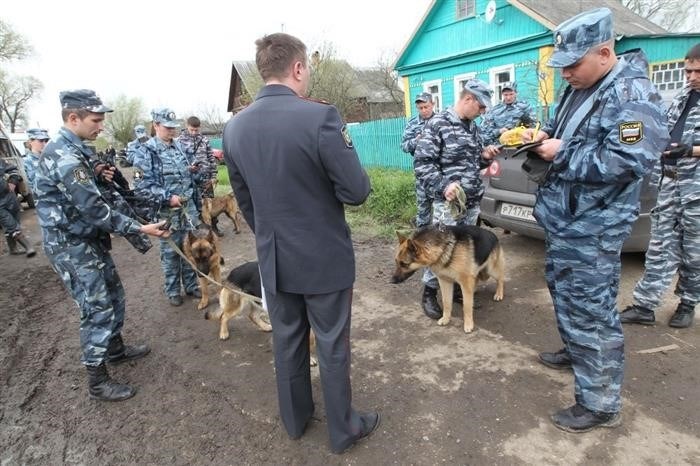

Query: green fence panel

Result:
[347,117,411,171]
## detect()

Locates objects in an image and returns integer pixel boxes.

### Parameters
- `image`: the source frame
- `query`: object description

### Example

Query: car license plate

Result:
[500,202,536,222]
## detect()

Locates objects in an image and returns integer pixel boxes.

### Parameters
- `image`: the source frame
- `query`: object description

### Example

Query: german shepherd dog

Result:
[183,225,222,311]
[391,224,505,333]
[207,261,317,366]
[201,193,241,237]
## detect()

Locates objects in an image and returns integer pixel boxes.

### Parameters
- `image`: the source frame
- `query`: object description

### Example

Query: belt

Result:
[663,169,677,180]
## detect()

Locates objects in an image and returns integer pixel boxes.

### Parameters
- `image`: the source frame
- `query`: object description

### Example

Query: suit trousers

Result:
[266,286,364,452]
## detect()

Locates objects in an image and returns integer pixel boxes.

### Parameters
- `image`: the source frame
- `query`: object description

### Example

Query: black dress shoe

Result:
[551,403,621,433]
[187,289,202,299]
[669,302,695,328]
[332,411,381,454]
[169,295,183,306]
[421,286,442,319]
[619,304,655,325]
[538,348,572,370]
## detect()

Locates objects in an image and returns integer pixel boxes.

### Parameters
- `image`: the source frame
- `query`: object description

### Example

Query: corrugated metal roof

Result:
[508,0,667,35]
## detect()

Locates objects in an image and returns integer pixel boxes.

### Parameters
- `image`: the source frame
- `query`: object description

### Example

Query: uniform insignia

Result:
[555,32,563,45]
[619,121,643,145]
[133,167,144,182]
[341,125,353,148]
[73,167,90,184]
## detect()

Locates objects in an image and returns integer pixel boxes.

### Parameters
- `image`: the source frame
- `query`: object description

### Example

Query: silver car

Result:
[479,148,658,252]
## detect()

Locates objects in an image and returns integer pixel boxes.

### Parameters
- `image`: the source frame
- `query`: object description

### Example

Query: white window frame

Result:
[650,60,686,92]
[489,64,515,105]
[453,72,477,105]
[423,79,443,112]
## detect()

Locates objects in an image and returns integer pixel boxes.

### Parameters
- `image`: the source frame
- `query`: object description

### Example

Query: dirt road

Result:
[1,209,699,465]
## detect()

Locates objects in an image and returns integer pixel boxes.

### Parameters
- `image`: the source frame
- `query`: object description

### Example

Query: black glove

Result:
[664,144,692,159]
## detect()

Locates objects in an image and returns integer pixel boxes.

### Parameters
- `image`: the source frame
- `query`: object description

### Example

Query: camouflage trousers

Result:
[633,178,700,309]
[0,194,21,236]
[545,232,625,413]
[422,202,480,288]
[160,230,199,298]
[414,177,433,228]
[47,241,124,366]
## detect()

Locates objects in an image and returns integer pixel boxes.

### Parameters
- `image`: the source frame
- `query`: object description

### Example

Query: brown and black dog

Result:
[391,224,505,333]
[201,193,241,237]
[207,261,317,365]
[183,225,222,310]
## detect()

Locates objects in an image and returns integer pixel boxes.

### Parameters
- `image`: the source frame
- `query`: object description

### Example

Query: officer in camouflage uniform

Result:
[620,43,700,329]
[525,9,669,432]
[132,108,202,307]
[414,80,500,319]
[479,82,538,146]
[1,158,35,256]
[126,124,148,165]
[34,89,168,401]
[23,127,50,193]
[177,115,218,214]
[401,92,436,227]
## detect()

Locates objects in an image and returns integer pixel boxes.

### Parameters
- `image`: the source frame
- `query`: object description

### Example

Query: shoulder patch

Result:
[73,167,91,184]
[341,125,353,148]
[619,121,643,145]
[133,167,144,182]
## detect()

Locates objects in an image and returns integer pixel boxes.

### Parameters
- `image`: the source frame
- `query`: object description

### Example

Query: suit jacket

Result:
[223,84,370,294]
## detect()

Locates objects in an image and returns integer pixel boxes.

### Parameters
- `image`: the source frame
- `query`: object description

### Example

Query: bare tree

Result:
[307,42,362,121]
[620,0,694,32]
[0,71,43,132]
[195,104,229,135]
[104,95,147,148]
[0,19,32,62]
[372,50,404,106]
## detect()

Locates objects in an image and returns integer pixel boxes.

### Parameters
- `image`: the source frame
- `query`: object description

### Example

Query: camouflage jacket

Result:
[176,131,217,181]
[23,151,40,193]
[33,127,142,253]
[132,136,200,228]
[534,50,670,237]
[414,107,489,208]
[126,137,146,164]
[401,113,434,155]
[650,86,700,202]
[479,100,538,145]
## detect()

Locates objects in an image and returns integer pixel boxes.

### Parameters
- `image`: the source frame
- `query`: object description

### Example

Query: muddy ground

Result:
[1,205,699,466]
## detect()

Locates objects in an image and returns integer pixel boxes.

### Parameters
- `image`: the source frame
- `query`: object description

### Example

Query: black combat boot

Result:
[211,217,224,237]
[86,363,136,401]
[5,236,22,255]
[538,348,572,370]
[669,301,695,328]
[421,286,442,320]
[551,403,621,433]
[619,304,655,325]
[106,334,151,364]
[14,233,36,257]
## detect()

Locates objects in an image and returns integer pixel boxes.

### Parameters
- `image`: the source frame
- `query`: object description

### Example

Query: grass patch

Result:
[346,168,416,238]
[215,165,232,196]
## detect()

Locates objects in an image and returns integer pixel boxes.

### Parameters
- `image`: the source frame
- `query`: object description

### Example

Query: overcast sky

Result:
[3,0,432,133]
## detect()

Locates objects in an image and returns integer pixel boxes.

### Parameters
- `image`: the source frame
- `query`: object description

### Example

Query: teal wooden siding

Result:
[398,1,550,71]
[346,117,411,171]
[618,36,699,64]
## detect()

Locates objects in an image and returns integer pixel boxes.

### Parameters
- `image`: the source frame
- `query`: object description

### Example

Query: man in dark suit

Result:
[223,32,379,454]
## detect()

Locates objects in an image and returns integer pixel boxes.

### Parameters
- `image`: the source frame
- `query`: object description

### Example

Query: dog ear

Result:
[396,230,409,243]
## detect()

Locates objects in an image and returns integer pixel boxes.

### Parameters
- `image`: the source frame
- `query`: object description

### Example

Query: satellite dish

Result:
[484,0,497,23]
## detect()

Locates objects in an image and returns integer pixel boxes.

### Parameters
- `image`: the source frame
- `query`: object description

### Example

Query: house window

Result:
[651,60,686,92]
[456,0,476,19]
[488,64,515,105]
[423,80,443,112]
[453,72,476,104]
